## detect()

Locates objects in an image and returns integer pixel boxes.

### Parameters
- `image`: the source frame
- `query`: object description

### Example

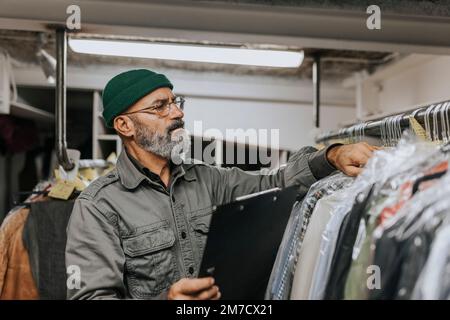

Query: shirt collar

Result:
[116,149,196,190]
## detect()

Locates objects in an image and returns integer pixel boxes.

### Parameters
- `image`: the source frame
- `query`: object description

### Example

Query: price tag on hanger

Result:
[315,143,326,150]
[409,116,428,141]
[106,152,117,164]
[48,180,76,200]
[101,165,115,176]
[79,167,97,181]
[73,176,88,191]
[55,169,87,191]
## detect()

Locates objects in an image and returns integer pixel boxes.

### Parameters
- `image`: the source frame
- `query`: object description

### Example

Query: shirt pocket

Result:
[188,206,214,258]
[123,221,179,298]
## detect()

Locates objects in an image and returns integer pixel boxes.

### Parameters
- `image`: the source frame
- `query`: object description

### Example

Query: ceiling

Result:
[0,29,395,82]
[3,0,449,82]
[181,0,450,17]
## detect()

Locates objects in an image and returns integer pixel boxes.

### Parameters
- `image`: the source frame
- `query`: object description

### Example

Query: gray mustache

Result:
[167,120,185,133]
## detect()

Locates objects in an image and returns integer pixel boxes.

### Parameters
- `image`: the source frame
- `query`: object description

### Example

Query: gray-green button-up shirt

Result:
[66,146,336,300]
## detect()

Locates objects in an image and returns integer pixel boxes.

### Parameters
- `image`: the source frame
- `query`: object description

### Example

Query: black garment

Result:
[411,170,447,195]
[370,204,446,300]
[395,225,436,299]
[22,200,75,300]
[324,184,375,300]
[368,170,447,300]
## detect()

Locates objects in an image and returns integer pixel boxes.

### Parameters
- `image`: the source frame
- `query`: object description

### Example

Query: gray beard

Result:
[132,117,190,162]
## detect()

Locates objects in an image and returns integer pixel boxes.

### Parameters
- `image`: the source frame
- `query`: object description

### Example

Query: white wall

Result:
[352,54,450,118]
[13,64,356,151]
[185,97,354,150]
[379,56,450,113]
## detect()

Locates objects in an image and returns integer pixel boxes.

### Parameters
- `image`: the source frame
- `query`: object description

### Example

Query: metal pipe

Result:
[313,54,320,128]
[319,52,401,65]
[55,28,74,171]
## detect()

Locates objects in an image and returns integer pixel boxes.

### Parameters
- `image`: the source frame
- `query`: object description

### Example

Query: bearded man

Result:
[66,69,376,300]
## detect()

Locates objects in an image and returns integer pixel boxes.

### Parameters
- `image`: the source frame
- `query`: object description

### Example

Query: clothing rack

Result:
[315,100,450,144]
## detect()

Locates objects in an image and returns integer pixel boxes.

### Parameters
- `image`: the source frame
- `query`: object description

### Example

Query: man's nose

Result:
[170,103,184,119]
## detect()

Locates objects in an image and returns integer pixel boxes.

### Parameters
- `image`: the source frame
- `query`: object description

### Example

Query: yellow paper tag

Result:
[79,168,97,181]
[107,152,117,164]
[54,169,61,181]
[48,181,75,200]
[73,176,87,191]
[315,143,326,150]
[101,165,115,176]
[409,117,428,141]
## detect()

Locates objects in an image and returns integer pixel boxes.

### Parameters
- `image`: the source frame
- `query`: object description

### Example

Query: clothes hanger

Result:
[424,104,436,142]
[380,117,386,147]
[439,102,450,152]
[432,104,443,142]
[440,102,449,144]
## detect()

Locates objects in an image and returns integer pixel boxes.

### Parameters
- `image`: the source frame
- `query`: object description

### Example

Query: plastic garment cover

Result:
[343,160,448,300]
[291,190,347,299]
[412,223,450,300]
[264,200,301,300]
[309,190,374,300]
[322,184,376,300]
[265,172,352,300]
[369,163,450,300]
[308,133,441,300]
[394,199,450,299]
[373,164,450,244]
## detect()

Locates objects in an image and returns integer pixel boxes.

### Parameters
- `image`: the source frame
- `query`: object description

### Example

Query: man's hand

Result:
[167,277,221,300]
[326,142,380,177]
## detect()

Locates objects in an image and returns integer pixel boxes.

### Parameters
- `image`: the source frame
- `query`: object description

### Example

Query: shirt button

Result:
[181,231,187,239]
[398,288,407,297]
[189,267,194,275]
[414,236,422,247]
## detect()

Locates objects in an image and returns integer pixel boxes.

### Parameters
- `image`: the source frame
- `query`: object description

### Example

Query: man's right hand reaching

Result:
[167,277,221,300]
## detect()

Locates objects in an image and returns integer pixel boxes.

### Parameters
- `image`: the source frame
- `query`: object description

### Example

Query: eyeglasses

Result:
[123,96,185,117]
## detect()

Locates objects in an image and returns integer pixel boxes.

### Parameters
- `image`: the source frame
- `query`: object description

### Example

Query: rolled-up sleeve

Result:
[66,198,126,300]
[211,146,336,204]
[307,144,340,180]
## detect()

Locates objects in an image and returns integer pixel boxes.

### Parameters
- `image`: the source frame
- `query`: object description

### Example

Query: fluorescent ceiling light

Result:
[69,39,304,68]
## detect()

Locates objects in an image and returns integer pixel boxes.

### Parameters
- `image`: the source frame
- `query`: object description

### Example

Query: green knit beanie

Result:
[102,69,174,127]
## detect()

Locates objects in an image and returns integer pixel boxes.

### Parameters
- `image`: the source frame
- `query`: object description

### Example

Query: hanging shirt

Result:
[412,223,450,300]
[265,173,352,300]
[290,191,343,299]
[0,207,38,300]
[323,184,375,300]
[22,200,75,300]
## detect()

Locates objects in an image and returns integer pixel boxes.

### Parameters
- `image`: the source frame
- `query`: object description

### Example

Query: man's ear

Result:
[114,115,134,138]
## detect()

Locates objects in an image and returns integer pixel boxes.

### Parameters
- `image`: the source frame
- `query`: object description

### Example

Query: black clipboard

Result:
[198,185,299,300]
